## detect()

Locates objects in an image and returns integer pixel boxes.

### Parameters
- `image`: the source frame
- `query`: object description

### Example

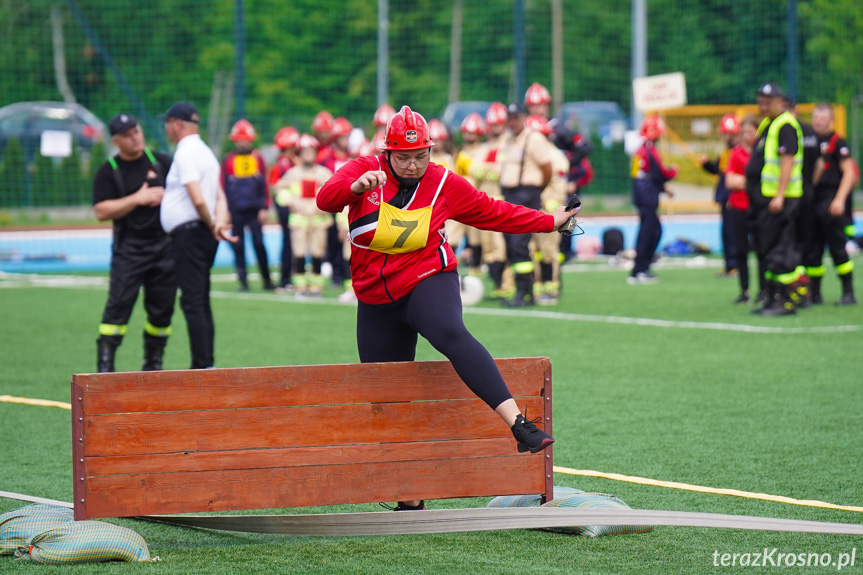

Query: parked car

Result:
[439,101,492,134]
[0,101,108,158]
[555,101,628,148]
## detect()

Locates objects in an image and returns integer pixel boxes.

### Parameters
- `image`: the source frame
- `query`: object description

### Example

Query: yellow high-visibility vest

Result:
[758,112,803,198]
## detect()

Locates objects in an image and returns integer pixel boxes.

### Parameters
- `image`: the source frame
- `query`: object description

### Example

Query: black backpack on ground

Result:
[601,228,624,255]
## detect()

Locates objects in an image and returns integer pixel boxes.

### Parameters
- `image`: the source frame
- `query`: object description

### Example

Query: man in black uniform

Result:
[807,102,857,305]
[92,114,175,372]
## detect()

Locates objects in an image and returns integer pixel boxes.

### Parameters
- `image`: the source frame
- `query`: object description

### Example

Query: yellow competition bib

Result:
[368,201,433,254]
[233,154,259,178]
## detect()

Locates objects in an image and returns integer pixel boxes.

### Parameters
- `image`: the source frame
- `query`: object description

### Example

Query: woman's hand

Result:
[552,204,580,230]
[350,170,387,195]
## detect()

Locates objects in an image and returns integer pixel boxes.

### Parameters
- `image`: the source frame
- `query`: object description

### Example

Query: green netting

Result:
[0,1,858,215]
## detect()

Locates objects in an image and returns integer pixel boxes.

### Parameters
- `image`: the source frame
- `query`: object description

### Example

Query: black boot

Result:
[488,261,505,291]
[760,283,796,316]
[836,272,856,305]
[96,335,121,373]
[809,276,823,304]
[142,333,167,371]
[262,267,276,291]
[751,283,775,314]
[505,273,535,307]
[504,273,536,307]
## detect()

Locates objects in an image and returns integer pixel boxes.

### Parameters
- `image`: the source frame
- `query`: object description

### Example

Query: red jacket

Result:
[317,154,554,304]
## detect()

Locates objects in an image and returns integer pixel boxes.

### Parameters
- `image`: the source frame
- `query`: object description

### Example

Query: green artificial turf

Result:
[1,258,861,574]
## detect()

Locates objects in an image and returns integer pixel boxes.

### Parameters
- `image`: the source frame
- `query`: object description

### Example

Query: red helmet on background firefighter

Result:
[229,119,257,142]
[460,112,486,137]
[382,106,434,151]
[524,82,552,106]
[485,102,508,126]
[428,119,449,143]
[312,110,334,134]
[525,114,552,135]
[297,133,320,150]
[372,130,387,151]
[373,104,396,128]
[524,82,552,117]
[640,114,666,141]
[718,113,740,135]
[331,117,354,140]
[274,126,299,150]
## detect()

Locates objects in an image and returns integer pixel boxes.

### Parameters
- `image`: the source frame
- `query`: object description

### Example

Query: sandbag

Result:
[14,520,155,564]
[487,488,654,537]
[486,486,584,509]
[541,492,654,537]
[0,504,73,556]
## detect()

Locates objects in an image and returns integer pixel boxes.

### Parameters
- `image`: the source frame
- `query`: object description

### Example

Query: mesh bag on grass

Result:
[0,504,74,555]
[486,486,584,509]
[14,520,155,564]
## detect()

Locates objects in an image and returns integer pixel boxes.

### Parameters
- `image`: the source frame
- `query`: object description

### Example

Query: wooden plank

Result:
[82,456,547,519]
[75,357,554,519]
[83,397,545,457]
[84,437,527,476]
[75,358,550,415]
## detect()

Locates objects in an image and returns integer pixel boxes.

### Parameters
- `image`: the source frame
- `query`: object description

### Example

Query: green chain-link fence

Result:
[0,0,859,214]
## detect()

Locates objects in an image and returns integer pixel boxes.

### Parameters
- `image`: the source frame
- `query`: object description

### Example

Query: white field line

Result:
[3,271,859,335]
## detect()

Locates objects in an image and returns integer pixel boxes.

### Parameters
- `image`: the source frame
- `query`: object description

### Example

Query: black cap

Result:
[506,102,527,116]
[108,113,138,136]
[163,101,200,123]
[757,83,785,99]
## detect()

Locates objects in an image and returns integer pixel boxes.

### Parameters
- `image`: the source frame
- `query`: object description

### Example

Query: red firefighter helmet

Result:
[297,133,320,150]
[372,130,387,151]
[428,119,449,142]
[358,139,375,157]
[274,126,299,150]
[718,113,740,135]
[524,82,552,106]
[525,114,552,135]
[485,102,508,125]
[312,110,334,133]
[229,119,257,142]
[640,114,666,140]
[382,106,435,151]
[460,112,486,136]
[373,104,396,127]
[331,117,353,139]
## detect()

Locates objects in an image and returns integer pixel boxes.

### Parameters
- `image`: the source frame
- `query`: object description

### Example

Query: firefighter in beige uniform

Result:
[498,102,554,306]
[274,134,334,296]
[526,115,569,305]
[471,102,511,299]
[429,119,454,170]
[447,112,486,267]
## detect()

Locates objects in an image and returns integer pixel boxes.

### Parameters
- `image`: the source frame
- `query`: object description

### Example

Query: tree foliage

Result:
[0,0,859,139]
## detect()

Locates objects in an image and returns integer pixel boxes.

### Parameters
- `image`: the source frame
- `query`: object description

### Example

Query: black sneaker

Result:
[511,414,555,453]
[733,292,749,304]
[836,293,857,306]
[393,501,425,511]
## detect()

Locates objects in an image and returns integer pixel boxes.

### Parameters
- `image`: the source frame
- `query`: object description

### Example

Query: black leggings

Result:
[356,271,513,410]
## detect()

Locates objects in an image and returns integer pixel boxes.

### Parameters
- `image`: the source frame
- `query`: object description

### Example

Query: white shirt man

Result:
[160,101,235,368]
[161,132,221,233]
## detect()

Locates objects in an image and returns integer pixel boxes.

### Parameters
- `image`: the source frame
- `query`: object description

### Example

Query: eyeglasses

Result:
[391,153,430,169]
